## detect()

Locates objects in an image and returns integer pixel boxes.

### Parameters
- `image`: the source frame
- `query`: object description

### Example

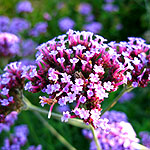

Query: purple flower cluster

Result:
[102,0,119,12]
[0,16,10,32]
[119,92,134,103]
[0,111,42,150]
[58,17,75,32]
[139,131,150,148]
[0,111,18,133]
[16,0,33,13]
[29,22,48,37]
[78,2,102,34]
[0,16,30,35]
[24,30,129,128]
[43,12,52,21]
[1,124,42,150]
[109,37,150,87]
[83,110,139,150]
[0,32,20,57]
[0,62,25,122]
[9,18,30,34]
[103,4,118,12]
[21,39,37,56]
[78,3,92,15]
[83,22,103,34]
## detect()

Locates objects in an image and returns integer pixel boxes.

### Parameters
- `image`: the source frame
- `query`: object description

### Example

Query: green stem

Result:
[101,86,134,116]
[23,95,150,150]
[34,111,77,150]
[23,96,90,129]
[90,126,101,150]
[132,142,150,150]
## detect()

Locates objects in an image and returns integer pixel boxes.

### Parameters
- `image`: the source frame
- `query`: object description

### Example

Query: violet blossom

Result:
[119,92,135,103]
[0,111,18,133]
[58,17,75,32]
[1,124,42,150]
[21,39,37,56]
[0,16,10,32]
[0,62,26,122]
[9,18,30,34]
[0,32,20,57]
[109,37,150,87]
[16,0,33,13]
[83,111,139,150]
[78,3,92,15]
[83,22,103,34]
[24,30,129,128]
[29,22,48,37]
[139,131,150,148]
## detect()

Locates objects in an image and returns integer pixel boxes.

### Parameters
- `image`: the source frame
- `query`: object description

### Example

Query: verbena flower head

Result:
[0,16,10,32]
[78,3,92,15]
[102,4,119,12]
[83,110,139,150]
[119,92,134,103]
[1,124,42,150]
[9,18,30,34]
[29,22,48,37]
[43,12,52,21]
[0,62,25,122]
[58,17,75,32]
[16,0,33,13]
[24,30,128,128]
[83,22,103,34]
[0,32,20,57]
[0,111,18,132]
[109,37,150,87]
[21,39,37,56]
[139,131,150,148]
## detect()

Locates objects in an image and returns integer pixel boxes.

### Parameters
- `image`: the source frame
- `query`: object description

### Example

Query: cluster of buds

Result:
[24,30,128,128]
[83,110,139,149]
[109,37,150,87]
[0,62,25,122]
[0,32,20,57]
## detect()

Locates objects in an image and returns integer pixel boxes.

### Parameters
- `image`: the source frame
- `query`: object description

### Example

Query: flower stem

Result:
[23,96,90,129]
[90,126,101,150]
[23,95,150,150]
[132,142,150,150]
[101,86,134,116]
[34,111,77,150]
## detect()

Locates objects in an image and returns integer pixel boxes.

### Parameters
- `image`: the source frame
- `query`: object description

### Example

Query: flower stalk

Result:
[34,111,77,150]
[23,96,90,129]
[23,96,149,150]
[90,125,102,150]
[101,86,134,116]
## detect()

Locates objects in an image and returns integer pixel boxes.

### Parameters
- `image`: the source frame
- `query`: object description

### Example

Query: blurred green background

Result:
[0,0,150,149]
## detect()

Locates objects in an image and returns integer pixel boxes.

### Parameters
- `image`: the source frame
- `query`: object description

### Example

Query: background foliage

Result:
[0,0,150,149]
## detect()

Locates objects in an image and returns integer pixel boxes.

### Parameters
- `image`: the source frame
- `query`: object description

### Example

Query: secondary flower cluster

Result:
[82,110,139,150]
[0,111,18,133]
[0,62,25,122]
[24,30,128,128]
[0,32,20,57]
[109,38,150,87]
[16,0,33,13]
[0,111,42,150]
[119,92,134,103]
[1,124,42,150]
[139,131,150,148]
